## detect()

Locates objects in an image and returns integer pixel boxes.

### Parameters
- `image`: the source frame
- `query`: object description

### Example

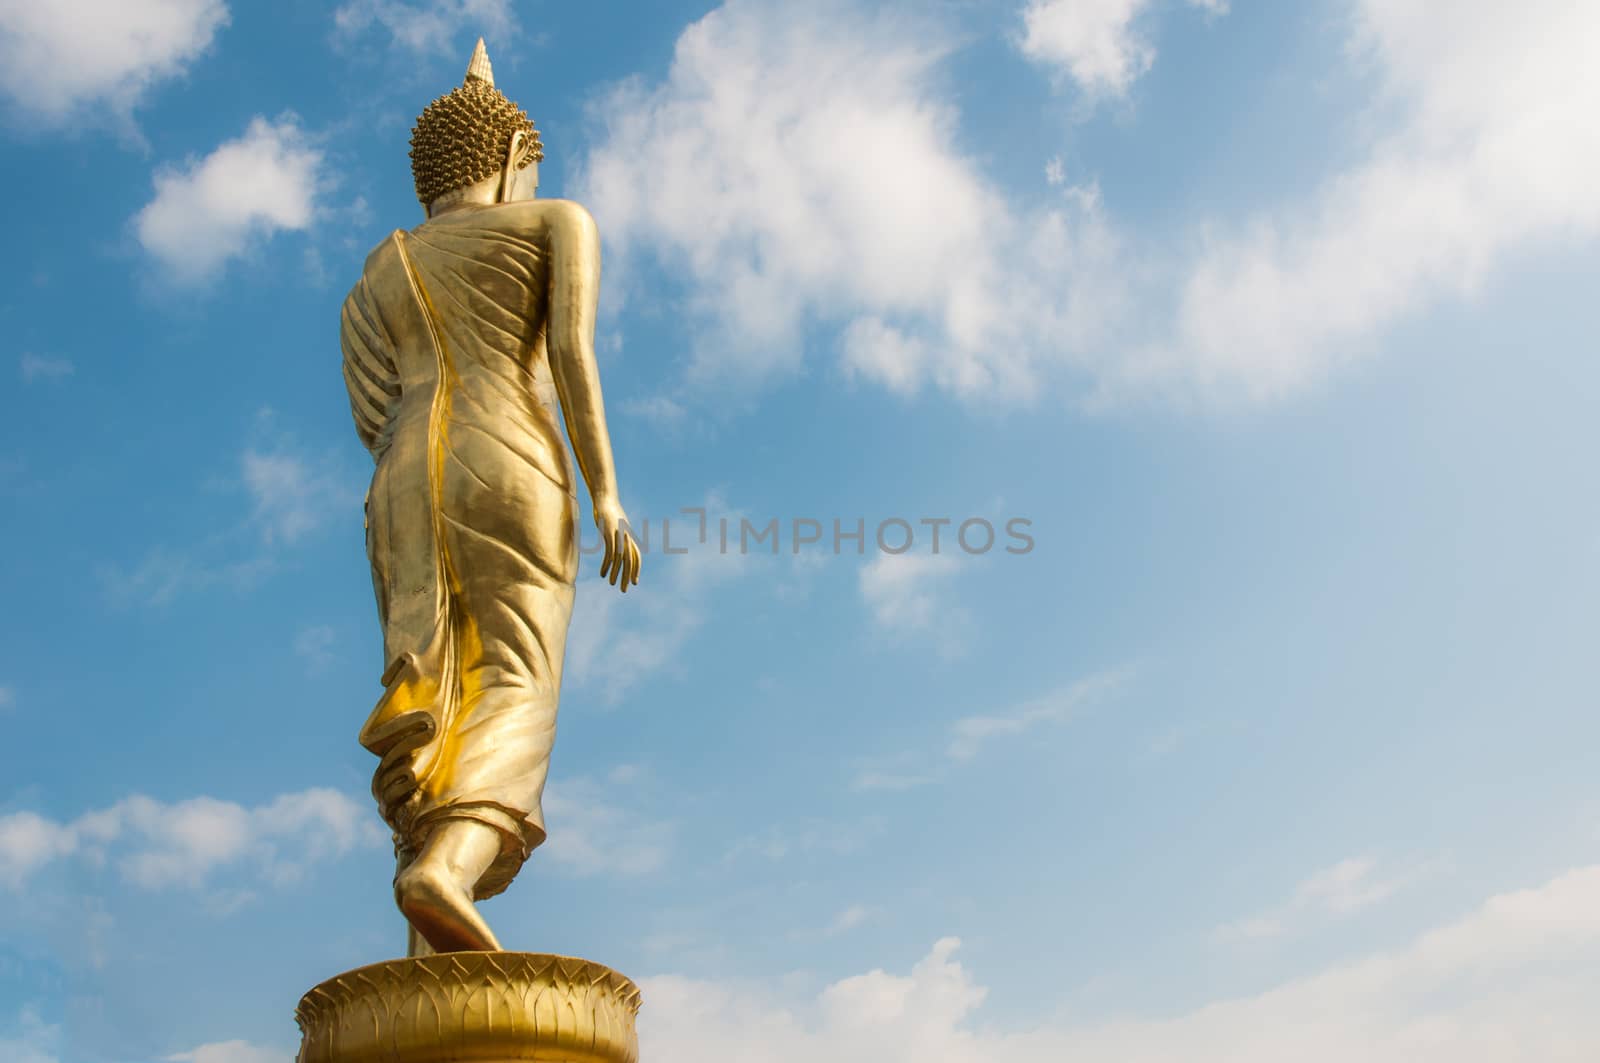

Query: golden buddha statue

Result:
[339,39,642,957]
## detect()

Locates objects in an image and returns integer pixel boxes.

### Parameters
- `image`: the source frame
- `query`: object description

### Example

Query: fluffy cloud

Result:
[540,776,674,877]
[0,1007,59,1063]
[242,446,355,546]
[18,354,74,382]
[1218,855,1428,941]
[101,548,274,608]
[1018,0,1225,97]
[1156,0,1600,398]
[946,670,1126,760]
[580,0,1127,403]
[333,0,513,53]
[850,671,1125,791]
[820,904,871,938]
[583,0,1599,407]
[0,788,380,891]
[293,624,338,673]
[0,0,227,122]
[643,866,1600,1061]
[566,496,755,704]
[851,763,937,793]
[0,813,79,889]
[135,116,323,284]
[103,425,357,607]
[166,1041,290,1063]
[857,554,968,655]
[724,817,887,865]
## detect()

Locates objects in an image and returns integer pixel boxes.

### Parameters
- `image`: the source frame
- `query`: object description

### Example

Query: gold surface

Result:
[339,39,643,956]
[295,952,642,1063]
[409,39,543,207]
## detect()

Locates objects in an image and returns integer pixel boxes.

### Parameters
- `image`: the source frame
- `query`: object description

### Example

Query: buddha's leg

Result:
[405,922,436,957]
[395,818,504,953]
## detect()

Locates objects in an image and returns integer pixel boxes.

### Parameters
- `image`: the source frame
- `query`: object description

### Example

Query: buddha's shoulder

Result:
[420,199,597,239]
[336,233,401,309]
[488,198,596,226]
[353,230,407,274]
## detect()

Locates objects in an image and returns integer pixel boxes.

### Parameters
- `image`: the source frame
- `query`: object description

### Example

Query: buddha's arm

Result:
[541,200,640,588]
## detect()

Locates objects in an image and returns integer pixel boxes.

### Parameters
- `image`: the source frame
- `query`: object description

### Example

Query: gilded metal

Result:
[296,952,642,1063]
[339,39,642,958]
[409,39,543,207]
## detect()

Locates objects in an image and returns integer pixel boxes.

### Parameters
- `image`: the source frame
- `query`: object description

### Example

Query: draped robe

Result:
[340,208,578,898]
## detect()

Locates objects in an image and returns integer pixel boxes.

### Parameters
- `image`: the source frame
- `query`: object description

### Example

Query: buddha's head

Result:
[409,39,544,217]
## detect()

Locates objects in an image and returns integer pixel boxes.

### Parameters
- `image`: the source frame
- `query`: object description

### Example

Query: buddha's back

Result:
[344,204,573,492]
[339,203,583,903]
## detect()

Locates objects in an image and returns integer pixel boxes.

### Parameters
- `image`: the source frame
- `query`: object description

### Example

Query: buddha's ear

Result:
[499,130,527,203]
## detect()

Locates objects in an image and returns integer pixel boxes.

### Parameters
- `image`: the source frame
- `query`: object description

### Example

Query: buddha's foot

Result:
[395,859,502,953]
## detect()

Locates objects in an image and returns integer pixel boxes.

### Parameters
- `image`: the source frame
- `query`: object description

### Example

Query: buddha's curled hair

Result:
[409,80,544,207]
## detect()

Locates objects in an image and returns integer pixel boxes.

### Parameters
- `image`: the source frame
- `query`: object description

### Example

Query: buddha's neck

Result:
[427,180,499,219]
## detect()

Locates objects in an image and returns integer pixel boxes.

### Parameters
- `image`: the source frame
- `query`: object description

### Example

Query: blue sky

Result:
[2,1,1598,1060]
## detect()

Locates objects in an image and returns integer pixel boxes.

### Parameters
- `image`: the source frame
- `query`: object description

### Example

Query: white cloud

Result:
[580,0,1127,404]
[102,548,274,608]
[585,0,1599,408]
[724,817,886,865]
[0,813,79,889]
[947,670,1126,760]
[0,686,12,710]
[607,763,644,786]
[566,496,755,704]
[1295,856,1410,915]
[104,426,354,606]
[824,904,871,937]
[622,395,690,432]
[787,904,877,942]
[540,776,673,877]
[0,1006,59,1063]
[135,116,323,284]
[851,671,1125,792]
[0,788,381,892]
[293,624,337,673]
[1018,0,1227,97]
[641,937,987,1062]
[643,866,1600,1061]
[1154,0,1600,399]
[333,0,513,53]
[0,0,227,122]
[166,1040,289,1063]
[839,318,928,397]
[858,553,968,655]
[242,447,353,545]
[18,354,73,382]
[1218,855,1426,941]
[851,766,936,793]
[1021,0,1149,97]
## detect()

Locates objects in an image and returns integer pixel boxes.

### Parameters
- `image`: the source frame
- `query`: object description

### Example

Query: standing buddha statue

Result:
[340,38,642,956]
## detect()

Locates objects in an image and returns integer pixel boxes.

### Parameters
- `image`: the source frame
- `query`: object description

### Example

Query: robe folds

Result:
[340,208,578,899]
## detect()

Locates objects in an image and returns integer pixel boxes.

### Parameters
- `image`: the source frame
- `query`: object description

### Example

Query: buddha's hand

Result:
[595,496,642,592]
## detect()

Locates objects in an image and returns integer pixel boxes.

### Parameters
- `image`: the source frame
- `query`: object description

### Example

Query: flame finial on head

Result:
[465,37,494,88]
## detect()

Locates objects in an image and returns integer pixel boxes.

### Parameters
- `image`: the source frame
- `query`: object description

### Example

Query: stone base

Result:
[295,952,642,1063]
